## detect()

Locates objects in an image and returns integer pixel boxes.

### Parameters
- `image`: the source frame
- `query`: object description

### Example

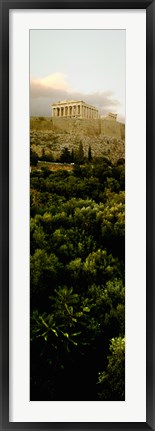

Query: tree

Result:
[97,337,125,400]
[60,147,71,163]
[30,157,125,401]
[30,249,63,292]
[71,149,75,163]
[30,149,38,166]
[40,149,54,162]
[88,145,92,162]
[75,142,84,164]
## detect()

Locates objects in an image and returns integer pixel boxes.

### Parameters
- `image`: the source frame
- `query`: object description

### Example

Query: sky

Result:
[30,30,125,122]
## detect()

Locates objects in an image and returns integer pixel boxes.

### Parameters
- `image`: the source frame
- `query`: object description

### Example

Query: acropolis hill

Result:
[30,108,125,163]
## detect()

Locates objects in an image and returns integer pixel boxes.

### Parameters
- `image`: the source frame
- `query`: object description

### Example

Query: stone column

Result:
[80,104,82,117]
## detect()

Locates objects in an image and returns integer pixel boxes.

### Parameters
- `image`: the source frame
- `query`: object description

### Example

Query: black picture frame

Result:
[0,0,155,429]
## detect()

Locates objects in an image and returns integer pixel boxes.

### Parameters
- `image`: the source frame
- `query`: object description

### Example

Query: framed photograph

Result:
[1,0,155,429]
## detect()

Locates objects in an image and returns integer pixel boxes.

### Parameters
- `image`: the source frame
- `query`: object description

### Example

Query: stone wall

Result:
[31,117,125,139]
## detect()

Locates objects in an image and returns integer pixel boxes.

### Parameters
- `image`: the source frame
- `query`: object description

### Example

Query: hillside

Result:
[30,116,125,163]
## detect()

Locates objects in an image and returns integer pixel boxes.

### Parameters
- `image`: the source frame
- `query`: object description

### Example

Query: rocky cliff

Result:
[30,117,125,163]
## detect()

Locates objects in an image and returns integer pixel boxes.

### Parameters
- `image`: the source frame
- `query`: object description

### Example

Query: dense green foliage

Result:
[30,156,125,400]
[98,336,125,400]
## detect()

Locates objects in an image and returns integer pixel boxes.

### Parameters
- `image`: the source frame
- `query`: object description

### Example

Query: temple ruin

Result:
[105,112,117,121]
[52,100,99,119]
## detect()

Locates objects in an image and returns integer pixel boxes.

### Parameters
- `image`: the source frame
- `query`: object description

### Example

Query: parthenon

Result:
[52,100,99,119]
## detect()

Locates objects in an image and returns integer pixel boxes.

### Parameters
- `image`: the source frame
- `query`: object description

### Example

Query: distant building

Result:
[52,100,99,119]
[104,112,117,121]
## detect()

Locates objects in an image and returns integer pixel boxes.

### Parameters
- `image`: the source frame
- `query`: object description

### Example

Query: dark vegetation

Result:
[30,148,125,401]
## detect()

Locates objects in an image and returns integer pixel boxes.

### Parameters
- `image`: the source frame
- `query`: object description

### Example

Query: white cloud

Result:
[30,73,123,120]
[33,72,72,91]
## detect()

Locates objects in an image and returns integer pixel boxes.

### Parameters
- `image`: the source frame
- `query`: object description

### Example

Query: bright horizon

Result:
[30,29,125,123]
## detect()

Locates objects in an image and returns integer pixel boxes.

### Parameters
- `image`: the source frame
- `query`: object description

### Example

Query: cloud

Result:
[30,73,72,99]
[31,73,72,93]
[30,73,122,118]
